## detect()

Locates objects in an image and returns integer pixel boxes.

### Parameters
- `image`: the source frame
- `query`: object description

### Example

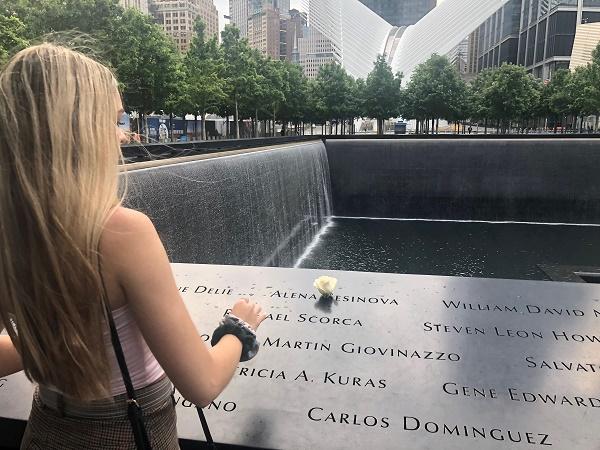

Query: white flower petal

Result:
[314,276,338,296]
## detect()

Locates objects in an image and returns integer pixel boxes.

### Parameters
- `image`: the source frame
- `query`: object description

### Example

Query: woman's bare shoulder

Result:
[100,207,161,265]
[104,207,154,234]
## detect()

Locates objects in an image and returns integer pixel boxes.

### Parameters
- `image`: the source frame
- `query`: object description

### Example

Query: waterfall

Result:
[123,141,332,267]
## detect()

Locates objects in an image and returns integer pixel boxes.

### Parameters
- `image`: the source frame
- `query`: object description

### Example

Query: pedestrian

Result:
[0,43,267,449]
[159,123,169,143]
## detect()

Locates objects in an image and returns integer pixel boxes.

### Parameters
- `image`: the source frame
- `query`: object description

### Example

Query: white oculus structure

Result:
[303,0,510,80]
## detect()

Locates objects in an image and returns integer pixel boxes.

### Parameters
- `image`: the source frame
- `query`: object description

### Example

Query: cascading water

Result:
[123,141,332,267]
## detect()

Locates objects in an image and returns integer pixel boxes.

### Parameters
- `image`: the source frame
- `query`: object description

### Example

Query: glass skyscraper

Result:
[472,0,600,79]
[358,0,437,27]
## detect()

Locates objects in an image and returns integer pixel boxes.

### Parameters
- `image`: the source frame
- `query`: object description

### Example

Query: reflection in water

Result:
[299,218,600,280]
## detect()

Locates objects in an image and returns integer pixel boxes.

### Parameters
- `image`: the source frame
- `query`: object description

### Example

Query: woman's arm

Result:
[0,335,23,378]
[101,208,265,407]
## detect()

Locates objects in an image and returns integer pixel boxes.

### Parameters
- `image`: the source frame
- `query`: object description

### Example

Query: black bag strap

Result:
[103,299,136,401]
[196,406,216,449]
[100,269,152,450]
[100,260,215,449]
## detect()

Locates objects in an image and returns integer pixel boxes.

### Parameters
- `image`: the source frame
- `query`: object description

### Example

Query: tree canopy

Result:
[362,54,402,134]
[5,1,600,137]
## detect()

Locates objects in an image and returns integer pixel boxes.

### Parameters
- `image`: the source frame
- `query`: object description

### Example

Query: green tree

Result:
[403,54,467,133]
[279,61,309,135]
[0,12,28,64]
[476,63,540,133]
[314,62,353,134]
[568,66,598,131]
[245,51,278,137]
[13,0,123,40]
[221,25,261,139]
[105,8,182,136]
[545,68,573,133]
[305,79,328,134]
[185,19,226,140]
[363,54,402,135]
[342,76,362,134]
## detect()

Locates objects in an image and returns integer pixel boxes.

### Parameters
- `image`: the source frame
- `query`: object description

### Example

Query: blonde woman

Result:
[0,44,266,449]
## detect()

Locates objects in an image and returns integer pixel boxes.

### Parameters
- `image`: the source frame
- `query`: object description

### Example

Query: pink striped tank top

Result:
[104,304,165,395]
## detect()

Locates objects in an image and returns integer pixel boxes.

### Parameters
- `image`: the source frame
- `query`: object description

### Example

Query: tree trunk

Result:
[141,112,147,143]
[484,118,487,134]
[201,111,207,141]
[235,97,240,139]
[134,113,140,138]
[255,108,259,138]
[436,118,439,134]
[169,113,174,142]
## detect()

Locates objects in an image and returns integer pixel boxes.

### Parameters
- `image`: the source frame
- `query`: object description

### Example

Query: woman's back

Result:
[0,44,267,450]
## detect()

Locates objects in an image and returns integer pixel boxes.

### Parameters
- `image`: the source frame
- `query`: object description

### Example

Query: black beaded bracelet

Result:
[210,314,260,362]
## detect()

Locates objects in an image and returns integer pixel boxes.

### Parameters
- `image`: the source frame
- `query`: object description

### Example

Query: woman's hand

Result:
[231,298,267,331]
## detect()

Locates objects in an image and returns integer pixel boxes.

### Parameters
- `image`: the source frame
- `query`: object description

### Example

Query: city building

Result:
[570,21,600,70]
[231,0,295,59]
[471,0,522,73]
[470,0,600,80]
[229,0,251,36]
[446,37,472,80]
[519,0,600,79]
[292,26,338,79]
[120,0,149,13]
[229,0,290,37]
[306,0,509,79]
[467,28,481,74]
[295,25,337,78]
[282,9,306,61]
[358,0,436,27]
[247,4,281,59]
[151,0,219,52]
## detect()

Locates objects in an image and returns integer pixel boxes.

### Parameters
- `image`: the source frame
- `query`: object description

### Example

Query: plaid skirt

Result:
[20,376,179,450]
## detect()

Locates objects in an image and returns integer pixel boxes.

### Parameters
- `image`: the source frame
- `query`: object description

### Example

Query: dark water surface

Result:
[297,218,600,280]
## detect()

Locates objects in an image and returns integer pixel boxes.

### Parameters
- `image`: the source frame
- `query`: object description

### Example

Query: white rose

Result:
[313,276,338,297]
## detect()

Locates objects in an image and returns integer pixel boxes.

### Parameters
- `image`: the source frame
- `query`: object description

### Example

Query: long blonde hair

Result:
[0,44,122,399]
